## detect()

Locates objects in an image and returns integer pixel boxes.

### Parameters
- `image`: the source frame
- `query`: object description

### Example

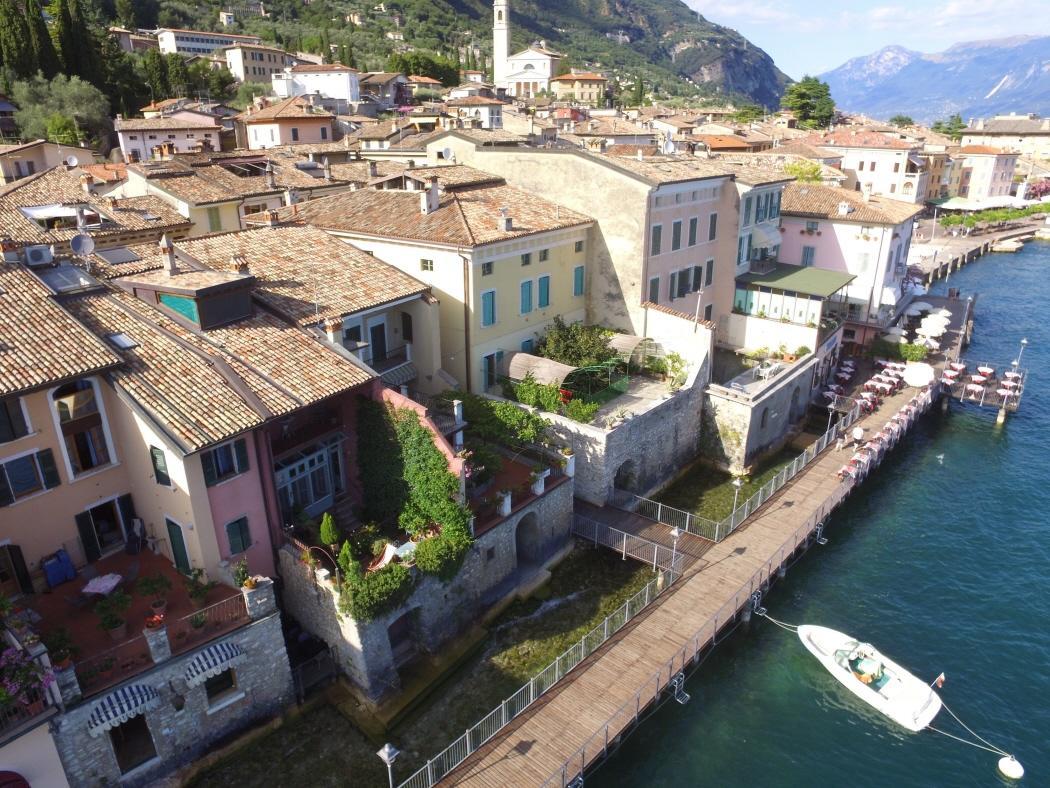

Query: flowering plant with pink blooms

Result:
[0,647,54,708]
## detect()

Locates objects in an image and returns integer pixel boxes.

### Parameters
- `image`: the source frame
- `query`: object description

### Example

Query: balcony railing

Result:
[167,595,250,656]
[369,343,411,373]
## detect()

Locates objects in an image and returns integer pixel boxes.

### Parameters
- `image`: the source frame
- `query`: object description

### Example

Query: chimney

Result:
[391,120,399,132]
[159,234,177,276]
[368,160,378,178]
[861,182,872,202]
[230,253,250,275]
[284,188,298,206]
[636,148,643,161]
[1,237,20,263]
[265,209,280,228]
[837,201,852,216]
[322,156,332,181]
[498,206,512,232]
[419,176,439,215]
[976,118,984,131]
[78,174,94,197]
[264,161,277,189]
[406,159,415,169]
[75,207,86,231]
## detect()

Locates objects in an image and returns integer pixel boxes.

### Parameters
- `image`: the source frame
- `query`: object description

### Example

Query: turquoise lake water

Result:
[603,241,1050,787]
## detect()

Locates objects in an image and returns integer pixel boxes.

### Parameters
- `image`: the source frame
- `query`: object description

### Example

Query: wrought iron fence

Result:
[167,594,250,655]
[623,400,861,543]
[397,554,682,788]
[540,480,854,787]
[74,635,152,696]
[572,515,686,575]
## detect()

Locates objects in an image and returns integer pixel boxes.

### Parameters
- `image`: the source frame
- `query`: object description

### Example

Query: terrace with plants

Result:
[495,317,688,428]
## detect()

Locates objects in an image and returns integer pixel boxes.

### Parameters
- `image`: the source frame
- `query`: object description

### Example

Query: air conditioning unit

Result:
[24,245,53,267]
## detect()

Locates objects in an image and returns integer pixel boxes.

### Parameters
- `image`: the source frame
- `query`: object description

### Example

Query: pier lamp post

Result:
[826,402,836,433]
[1018,337,1028,366]
[377,743,400,788]
[731,477,744,514]
[670,526,681,577]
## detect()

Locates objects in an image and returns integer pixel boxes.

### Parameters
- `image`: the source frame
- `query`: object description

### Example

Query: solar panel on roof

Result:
[36,263,100,294]
[97,247,142,265]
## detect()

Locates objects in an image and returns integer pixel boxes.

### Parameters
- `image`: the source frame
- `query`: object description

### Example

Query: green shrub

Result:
[232,559,249,588]
[900,343,928,362]
[565,398,600,423]
[339,563,414,622]
[513,373,563,413]
[337,540,360,580]
[371,538,390,558]
[795,345,812,357]
[349,523,380,560]
[413,524,471,581]
[464,440,502,485]
[319,512,339,546]
[535,316,615,367]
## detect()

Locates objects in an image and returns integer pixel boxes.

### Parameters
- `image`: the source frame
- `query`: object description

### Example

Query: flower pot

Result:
[150,598,167,616]
[52,654,72,671]
[106,620,127,642]
[23,699,45,716]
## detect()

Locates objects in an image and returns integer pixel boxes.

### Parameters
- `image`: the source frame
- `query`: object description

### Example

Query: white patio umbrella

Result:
[921,314,950,326]
[893,335,910,344]
[935,308,952,318]
[911,301,934,312]
[902,363,935,387]
[884,326,907,336]
[905,305,924,317]
[922,324,947,337]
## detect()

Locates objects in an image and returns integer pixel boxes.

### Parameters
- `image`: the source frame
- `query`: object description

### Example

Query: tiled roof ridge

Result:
[641,300,716,329]
[448,190,479,247]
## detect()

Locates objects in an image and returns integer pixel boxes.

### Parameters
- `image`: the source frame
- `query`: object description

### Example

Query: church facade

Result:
[492,0,562,98]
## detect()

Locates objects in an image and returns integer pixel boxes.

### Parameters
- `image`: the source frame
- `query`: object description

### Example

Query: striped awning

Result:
[87,684,161,738]
[184,642,247,687]
[380,362,418,388]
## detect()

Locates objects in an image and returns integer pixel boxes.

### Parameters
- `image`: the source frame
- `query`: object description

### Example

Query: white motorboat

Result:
[798,625,942,732]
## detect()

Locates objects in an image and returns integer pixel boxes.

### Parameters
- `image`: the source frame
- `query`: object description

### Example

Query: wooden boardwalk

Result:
[444,383,924,787]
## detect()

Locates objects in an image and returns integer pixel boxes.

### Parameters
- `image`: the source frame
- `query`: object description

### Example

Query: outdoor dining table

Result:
[835,372,851,381]
[977,366,995,376]
[82,573,123,596]
[942,369,960,378]
[996,388,1014,398]
[940,376,957,386]
[1002,380,1019,389]
[1004,371,1022,380]
[970,374,988,384]
[949,362,967,372]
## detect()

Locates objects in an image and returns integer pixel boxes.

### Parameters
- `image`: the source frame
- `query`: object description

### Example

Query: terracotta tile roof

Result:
[0,262,120,396]
[139,98,184,112]
[447,96,505,107]
[80,163,127,184]
[966,117,1050,135]
[0,167,190,245]
[641,300,715,330]
[88,242,167,279]
[802,130,916,150]
[766,142,841,160]
[172,226,429,326]
[572,117,649,136]
[115,116,221,132]
[239,97,333,122]
[408,74,442,84]
[361,72,404,86]
[64,287,372,452]
[694,134,751,149]
[550,72,606,82]
[958,145,1010,155]
[289,63,357,73]
[593,153,735,185]
[402,165,504,189]
[781,182,923,225]
[157,27,261,40]
[292,180,591,248]
[325,160,406,184]
[441,128,526,145]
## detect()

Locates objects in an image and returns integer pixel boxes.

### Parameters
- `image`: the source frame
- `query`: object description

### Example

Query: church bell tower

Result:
[493,0,510,88]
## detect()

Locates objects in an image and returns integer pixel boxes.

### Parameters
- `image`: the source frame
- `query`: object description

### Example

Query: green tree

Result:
[165,54,189,98]
[931,113,965,141]
[319,512,339,548]
[0,0,34,78]
[11,73,109,143]
[26,0,60,78]
[733,104,763,123]
[781,75,835,129]
[45,112,78,144]
[320,27,330,63]
[141,48,168,102]
[52,0,101,87]
[114,0,134,27]
[233,81,267,109]
[630,75,644,106]
[387,51,459,86]
[888,114,913,127]
[784,159,823,183]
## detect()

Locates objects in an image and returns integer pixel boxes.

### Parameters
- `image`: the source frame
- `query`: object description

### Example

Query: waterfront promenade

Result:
[444,380,927,787]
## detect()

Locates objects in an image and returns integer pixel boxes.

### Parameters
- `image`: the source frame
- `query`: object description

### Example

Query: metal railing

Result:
[167,594,250,655]
[74,635,152,696]
[541,480,854,787]
[397,559,682,788]
[623,400,862,543]
[572,515,686,575]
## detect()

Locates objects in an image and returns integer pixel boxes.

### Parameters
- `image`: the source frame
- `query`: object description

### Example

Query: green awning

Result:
[736,264,855,298]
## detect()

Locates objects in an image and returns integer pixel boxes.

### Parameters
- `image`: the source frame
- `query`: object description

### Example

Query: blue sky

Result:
[685,0,1050,79]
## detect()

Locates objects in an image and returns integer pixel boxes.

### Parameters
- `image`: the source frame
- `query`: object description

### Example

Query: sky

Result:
[685,0,1050,79]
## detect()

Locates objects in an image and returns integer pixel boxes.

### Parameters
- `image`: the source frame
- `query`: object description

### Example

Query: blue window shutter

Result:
[573,266,584,296]
[234,438,249,473]
[520,280,533,313]
[538,276,550,307]
[482,291,495,325]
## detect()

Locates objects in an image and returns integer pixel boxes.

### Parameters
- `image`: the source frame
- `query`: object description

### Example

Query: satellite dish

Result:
[441,147,453,160]
[65,155,79,168]
[70,234,95,256]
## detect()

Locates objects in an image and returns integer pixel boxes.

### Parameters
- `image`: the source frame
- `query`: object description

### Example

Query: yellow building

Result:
[292,165,594,393]
[549,72,608,105]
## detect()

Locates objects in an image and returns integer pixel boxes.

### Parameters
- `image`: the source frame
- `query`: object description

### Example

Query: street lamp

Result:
[377,743,400,788]
[669,526,681,576]
[826,402,836,432]
[731,477,744,513]
[1018,337,1028,366]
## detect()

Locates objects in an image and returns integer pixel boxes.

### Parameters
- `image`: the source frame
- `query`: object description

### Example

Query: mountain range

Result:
[820,36,1050,123]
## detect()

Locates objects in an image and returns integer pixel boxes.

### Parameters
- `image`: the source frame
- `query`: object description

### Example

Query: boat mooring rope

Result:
[754,610,798,632]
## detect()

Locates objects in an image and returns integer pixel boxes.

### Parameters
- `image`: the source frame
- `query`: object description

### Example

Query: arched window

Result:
[902,181,914,195]
[760,407,769,429]
[52,379,112,476]
[523,63,535,71]
[497,10,502,21]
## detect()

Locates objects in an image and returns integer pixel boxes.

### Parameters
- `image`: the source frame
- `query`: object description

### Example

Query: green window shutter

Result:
[150,446,171,486]
[705,259,714,287]
[0,467,12,507]
[482,291,495,326]
[688,217,697,246]
[520,280,533,313]
[0,398,27,443]
[37,449,61,489]
[234,438,249,473]
[573,266,585,297]
[76,511,101,562]
[226,517,248,553]
[201,449,218,487]
[538,276,550,308]
[692,266,703,292]
[117,494,137,534]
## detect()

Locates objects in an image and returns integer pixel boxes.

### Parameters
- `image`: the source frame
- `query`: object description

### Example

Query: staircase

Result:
[328,494,360,534]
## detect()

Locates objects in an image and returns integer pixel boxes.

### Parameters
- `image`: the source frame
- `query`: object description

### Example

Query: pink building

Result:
[954,145,1019,204]
[779,182,922,349]
[237,96,334,149]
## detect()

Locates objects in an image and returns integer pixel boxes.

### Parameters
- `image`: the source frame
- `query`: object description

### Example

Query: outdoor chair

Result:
[119,560,141,590]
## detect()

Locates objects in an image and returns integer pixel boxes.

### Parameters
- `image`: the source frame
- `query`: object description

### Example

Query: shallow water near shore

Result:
[602,241,1050,787]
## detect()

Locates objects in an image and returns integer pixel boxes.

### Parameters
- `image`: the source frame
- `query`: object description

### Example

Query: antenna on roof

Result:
[70,234,95,257]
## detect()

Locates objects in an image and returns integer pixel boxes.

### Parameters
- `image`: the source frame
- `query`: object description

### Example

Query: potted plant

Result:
[137,573,173,616]
[232,558,250,588]
[242,576,258,590]
[185,569,217,609]
[319,512,340,553]
[42,628,78,670]
[144,613,165,629]
[97,657,115,679]
[190,612,206,630]
[95,590,132,641]
[0,646,55,709]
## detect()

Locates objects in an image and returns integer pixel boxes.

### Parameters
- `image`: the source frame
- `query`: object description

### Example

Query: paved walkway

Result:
[445,382,923,787]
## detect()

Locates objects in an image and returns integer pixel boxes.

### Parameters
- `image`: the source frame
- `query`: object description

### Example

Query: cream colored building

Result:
[292,165,593,393]
[224,43,293,84]
[549,72,608,105]
[955,146,1019,203]
[961,114,1050,159]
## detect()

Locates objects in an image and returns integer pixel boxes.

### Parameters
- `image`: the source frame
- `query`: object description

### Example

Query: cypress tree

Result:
[54,0,101,87]
[0,0,35,78]
[25,0,59,79]
[52,0,77,74]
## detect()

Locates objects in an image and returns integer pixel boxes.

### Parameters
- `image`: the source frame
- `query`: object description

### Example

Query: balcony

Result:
[20,550,247,699]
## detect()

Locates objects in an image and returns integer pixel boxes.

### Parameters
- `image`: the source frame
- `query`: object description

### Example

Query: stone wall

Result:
[277,479,574,701]
[51,585,293,787]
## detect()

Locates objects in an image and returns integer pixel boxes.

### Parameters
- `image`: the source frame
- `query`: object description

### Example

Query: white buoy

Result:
[997,756,1024,780]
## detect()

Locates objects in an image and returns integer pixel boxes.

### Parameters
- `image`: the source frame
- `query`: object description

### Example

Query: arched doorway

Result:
[515,512,543,567]
[387,610,418,671]
[790,386,801,421]
[614,459,637,491]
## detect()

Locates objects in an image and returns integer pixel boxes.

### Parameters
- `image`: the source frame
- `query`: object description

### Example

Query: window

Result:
[858,161,865,171]
[806,220,819,233]
[890,184,897,193]
[481,290,496,326]
[870,162,877,172]
[149,446,170,487]
[574,240,584,253]
[705,259,714,287]
[52,380,111,476]
[420,258,434,272]
[520,280,533,314]
[687,217,698,246]
[539,248,549,262]
[482,351,502,389]
[291,127,299,142]
[756,195,767,223]
[205,668,239,706]
[480,261,493,276]
[201,438,249,487]
[520,338,534,353]
[538,275,550,308]
[207,206,222,233]
[770,192,781,219]
[401,312,413,343]
[671,220,682,251]
[668,272,678,301]
[75,496,134,562]
[0,398,29,443]
[677,271,690,298]
[226,517,251,554]
[520,252,532,266]
[704,304,713,321]
[109,715,157,775]
[573,265,585,297]
[691,266,702,292]
[893,162,900,173]
[649,224,662,256]
[0,450,60,505]
[708,213,718,241]
[737,236,747,265]
[743,196,753,226]
[648,277,660,303]
[802,246,816,267]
